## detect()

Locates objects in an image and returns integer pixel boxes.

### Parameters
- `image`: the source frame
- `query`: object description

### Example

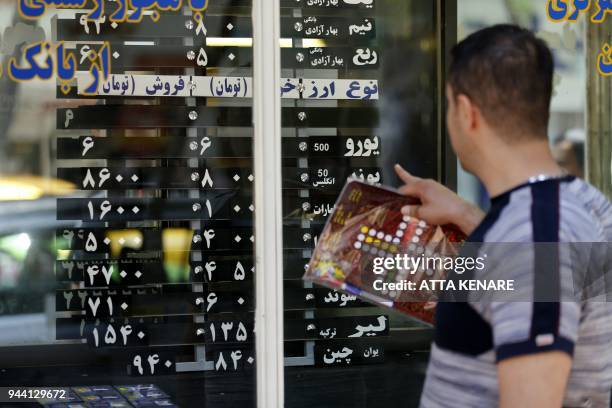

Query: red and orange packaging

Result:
[303,180,464,325]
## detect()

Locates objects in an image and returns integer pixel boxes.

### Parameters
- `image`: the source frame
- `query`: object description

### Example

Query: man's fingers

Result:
[394,164,420,185]
[398,182,423,198]
[396,164,426,199]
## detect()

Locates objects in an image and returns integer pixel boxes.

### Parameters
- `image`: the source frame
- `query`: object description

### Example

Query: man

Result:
[395,25,612,407]
[552,133,585,178]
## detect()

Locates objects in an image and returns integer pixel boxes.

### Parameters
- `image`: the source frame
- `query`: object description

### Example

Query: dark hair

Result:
[448,24,554,140]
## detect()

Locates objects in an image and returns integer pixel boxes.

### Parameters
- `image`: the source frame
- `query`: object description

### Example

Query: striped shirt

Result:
[420,176,612,408]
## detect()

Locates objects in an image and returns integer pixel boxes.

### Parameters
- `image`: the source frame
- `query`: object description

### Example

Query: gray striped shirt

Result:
[420,177,612,408]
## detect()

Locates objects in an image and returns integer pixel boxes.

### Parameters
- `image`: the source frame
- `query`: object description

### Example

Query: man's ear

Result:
[456,94,480,131]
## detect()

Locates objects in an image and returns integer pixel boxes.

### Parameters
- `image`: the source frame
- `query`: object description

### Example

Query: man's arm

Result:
[394,164,485,235]
[498,351,572,408]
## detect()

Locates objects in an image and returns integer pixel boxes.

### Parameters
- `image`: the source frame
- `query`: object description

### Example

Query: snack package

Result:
[304,179,464,325]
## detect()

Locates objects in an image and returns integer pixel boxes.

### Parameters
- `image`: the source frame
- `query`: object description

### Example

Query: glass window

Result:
[0,2,257,407]
[278,1,455,406]
[0,0,456,406]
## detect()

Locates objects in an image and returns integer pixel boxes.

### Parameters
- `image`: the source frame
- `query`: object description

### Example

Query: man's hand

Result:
[394,164,485,236]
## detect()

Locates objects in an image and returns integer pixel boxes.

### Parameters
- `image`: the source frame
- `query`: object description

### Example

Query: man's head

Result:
[446,24,554,173]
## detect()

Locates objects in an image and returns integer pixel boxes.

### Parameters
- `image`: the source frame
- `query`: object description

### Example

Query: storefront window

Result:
[0,0,454,405]
[0,2,257,406]
[2,1,606,407]
[277,1,454,406]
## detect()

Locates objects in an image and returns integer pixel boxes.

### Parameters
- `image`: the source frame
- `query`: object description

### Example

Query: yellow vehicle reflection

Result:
[0,175,75,201]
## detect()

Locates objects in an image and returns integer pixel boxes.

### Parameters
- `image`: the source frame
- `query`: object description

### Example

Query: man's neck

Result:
[474,138,565,198]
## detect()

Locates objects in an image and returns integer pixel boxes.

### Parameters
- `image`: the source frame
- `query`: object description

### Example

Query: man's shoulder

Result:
[483,178,612,243]
[481,186,532,242]
[560,178,612,237]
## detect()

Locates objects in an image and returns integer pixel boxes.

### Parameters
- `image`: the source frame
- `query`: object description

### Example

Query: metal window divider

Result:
[253,0,285,406]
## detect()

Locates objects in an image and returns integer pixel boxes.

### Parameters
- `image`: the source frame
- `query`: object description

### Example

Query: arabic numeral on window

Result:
[313,143,329,152]
[318,169,329,177]
[88,200,112,220]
